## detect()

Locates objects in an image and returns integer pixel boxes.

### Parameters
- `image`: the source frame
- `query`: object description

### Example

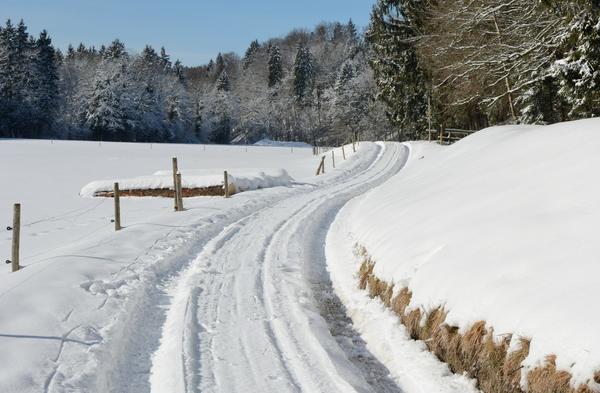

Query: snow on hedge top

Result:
[253,138,312,148]
[349,119,600,386]
[80,168,293,197]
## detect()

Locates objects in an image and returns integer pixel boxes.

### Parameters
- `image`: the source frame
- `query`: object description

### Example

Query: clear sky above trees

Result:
[2,0,374,66]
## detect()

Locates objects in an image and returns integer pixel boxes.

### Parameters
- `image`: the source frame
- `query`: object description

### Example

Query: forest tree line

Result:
[368,0,600,140]
[0,19,391,145]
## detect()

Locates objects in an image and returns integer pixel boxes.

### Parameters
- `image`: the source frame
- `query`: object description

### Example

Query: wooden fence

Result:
[427,128,477,145]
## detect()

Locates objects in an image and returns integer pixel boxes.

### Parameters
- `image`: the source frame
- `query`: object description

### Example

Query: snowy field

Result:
[328,118,600,390]
[0,139,314,272]
[0,139,322,391]
[9,125,594,392]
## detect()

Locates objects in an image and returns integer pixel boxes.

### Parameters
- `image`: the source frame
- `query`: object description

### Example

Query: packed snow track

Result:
[108,142,408,393]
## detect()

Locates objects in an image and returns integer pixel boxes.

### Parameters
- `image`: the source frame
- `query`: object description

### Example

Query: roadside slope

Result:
[327,119,600,391]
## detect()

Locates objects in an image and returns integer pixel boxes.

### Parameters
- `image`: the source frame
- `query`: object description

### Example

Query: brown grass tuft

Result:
[391,287,412,316]
[358,259,374,290]
[527,355,572,393]
[354,247,600,393]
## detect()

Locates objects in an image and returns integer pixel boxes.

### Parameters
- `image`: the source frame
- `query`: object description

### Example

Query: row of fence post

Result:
[6,156,236,273]
[9,139,364,272]
[316,140,357,176]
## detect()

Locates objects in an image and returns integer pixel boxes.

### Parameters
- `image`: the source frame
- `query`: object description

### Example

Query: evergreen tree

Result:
[367,0,428,140]
[0,20,17,136]
[332,22,344,42]
[32,30,59,132]
[66,44,75,59]
[268,45,283,87]
[346,19,358,43]
[216,70,230,91]
[174,59,185,83]
[215,53,225,77]
[551,1,600,118]
[336,62,354,91]
[160,46,171,70]
[141,45,159,67]
[86,73,126,140]
[105,39,126,60]
[293,43,314,105]
[243,40,260,69]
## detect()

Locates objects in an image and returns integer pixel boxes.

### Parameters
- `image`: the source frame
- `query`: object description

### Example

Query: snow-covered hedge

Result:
[80,168,293,197]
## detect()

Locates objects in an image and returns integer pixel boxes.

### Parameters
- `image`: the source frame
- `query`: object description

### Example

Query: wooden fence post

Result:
[332,150,336,169]
[114,183,122,231]
[224,171,230,198]
[342,145,346,160]
[11,203,20,272]
[439,125,444,145]
[172,157,179,211]
[315,156,326,175]
[352,138,356,153]
[176,173,184,211]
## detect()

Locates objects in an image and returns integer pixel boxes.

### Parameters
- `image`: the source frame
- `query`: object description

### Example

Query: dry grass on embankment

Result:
[357,247,600,393]
[94,185,234,198]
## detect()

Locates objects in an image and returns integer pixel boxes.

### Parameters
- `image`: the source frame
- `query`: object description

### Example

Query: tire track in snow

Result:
[149,143,410,393]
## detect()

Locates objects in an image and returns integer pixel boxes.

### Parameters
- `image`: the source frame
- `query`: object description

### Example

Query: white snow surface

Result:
[0,138,456,393]
[0,137,488,393]
[80,168,294,197]
[340,118,600,388]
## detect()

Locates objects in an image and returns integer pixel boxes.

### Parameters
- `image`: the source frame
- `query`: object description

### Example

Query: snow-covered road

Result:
[123,142,403,392]
[133,142,407,393]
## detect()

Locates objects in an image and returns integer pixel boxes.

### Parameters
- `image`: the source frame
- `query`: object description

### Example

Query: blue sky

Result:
[2,0,375,66]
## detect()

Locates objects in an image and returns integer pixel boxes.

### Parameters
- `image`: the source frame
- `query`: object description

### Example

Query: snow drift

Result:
[336,118,600,390]
[80,168,294,197]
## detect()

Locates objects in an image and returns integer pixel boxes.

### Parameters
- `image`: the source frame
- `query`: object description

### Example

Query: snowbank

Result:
[80,168,294,197]
[342,119,600,388]
[253,138,312,148]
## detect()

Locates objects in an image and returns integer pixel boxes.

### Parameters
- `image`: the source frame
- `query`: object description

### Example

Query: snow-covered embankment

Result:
[327,119,600,392]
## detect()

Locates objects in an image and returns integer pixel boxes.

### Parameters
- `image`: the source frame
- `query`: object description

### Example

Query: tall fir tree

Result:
[293,43,314,105]
[367,0,428,140]
[551,0,600,118]
[174,59,185,83]
[268,45,283,87]
[32,30,59,132]
[216,70,230,91]
[0,20,16,135]
[336,62,354,91]
[346,19,358,43]
[86,72,126,141]
[105,39,126,60]
[214,53,225,77]
[243,40,260,69]
[159,46,171,71]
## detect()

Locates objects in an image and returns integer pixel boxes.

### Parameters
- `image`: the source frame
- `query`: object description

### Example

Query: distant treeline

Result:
[0,19,391,145]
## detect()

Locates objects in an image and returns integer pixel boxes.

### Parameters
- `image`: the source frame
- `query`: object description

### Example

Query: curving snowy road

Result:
[146,142,409,393]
